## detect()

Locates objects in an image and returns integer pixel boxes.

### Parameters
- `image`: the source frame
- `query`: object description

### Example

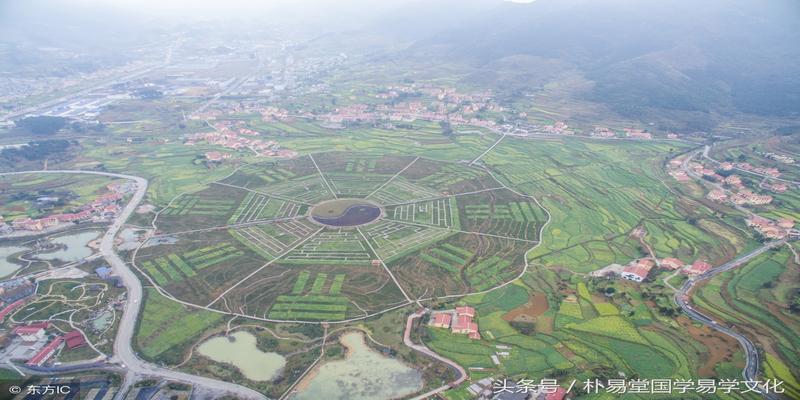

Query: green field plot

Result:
[136,289,223,360]
[267,286,349,321]
[255,175,335,204]
[369,176,441,204]
[283,229,371,264]
[419,243,474,273]
[219,161,297,189]
[228,192,305,224]
[140,243,245,285]
[154,185,247,232]
[230,219,318,259]
[399,159,493,194]
[465,256,514,291]
[161,196,236,216]
[386,197,459,228]
[324,173,390,197]
[457,190,545,241]
[362,220,453,262]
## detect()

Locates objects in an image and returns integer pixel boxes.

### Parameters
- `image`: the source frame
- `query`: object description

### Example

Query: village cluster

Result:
[184,120,297,161]
[0,182,135,236]
[591,256,713,283]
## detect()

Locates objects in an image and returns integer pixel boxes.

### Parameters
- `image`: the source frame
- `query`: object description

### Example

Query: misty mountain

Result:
[400,0,800,119]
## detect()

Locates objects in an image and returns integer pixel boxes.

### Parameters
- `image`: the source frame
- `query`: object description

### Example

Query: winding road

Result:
[674,240,786,400]
[403,309,467,400]
[0,170,265,400]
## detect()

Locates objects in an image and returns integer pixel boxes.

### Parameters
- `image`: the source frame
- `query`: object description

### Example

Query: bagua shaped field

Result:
[133,152,548,322]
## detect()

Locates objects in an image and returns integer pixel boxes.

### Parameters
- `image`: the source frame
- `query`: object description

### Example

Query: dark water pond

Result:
[312,205,381,226]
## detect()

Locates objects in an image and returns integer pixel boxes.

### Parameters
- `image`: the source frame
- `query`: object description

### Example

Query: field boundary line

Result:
[366,156,420,199]
[356,227,412,302]
[469,132,506,165]
[205,227,325,307]
[384,186,505,207]
[212,181,313,206]
[391,218,538,243]
[308,153,337,199]
[150,215,306,238]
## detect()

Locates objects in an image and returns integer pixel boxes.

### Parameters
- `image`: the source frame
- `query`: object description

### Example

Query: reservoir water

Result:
[197,331,286,381]
[294,331,423,400]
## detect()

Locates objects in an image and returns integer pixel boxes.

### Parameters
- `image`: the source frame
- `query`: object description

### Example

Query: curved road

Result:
[674,240,785,400]
[0,170,265,400]
[403,309,467,400]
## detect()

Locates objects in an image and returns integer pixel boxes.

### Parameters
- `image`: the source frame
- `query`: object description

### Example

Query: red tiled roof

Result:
[432,313,452,327]
[684,261,712,275]
[64,330,86,349]
[455,306,475,317]
[452,314,473,331]
[0,299,26,322]
[546,387,567,400]
[660,258,684,270]
[14,326,45,335]
[26,336,63,366]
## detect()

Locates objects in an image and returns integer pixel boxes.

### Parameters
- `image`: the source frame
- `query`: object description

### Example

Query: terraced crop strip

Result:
[268,272,349,320]
[463,200,541,239]
[363,220,452,261]
[389,197,458,228]
[325,173,388,196]
[230,219,317,259]
[228,192,302,224]
[417,164,486,190]
[258,175,333,204]
[419,243,475,274]
[161,196,236,216]
[465,256,513,290]
[369,177,441,204]
[140,243,243,285]
[283,229,371,264]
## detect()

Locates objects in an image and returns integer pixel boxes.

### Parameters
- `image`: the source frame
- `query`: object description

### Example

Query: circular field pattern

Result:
[136,152,548,322]
[310,198,382,227]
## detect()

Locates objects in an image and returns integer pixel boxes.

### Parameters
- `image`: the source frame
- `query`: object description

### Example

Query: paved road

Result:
[0,170,266,400]
[403,309,467,400]
[675,240,785,400]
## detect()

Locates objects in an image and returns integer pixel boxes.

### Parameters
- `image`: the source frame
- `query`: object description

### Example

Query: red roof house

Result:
[455,306,475,318]
[64,330,86,349]
[26,336,63,367]
[660,258,684,270]
[683,261,713,275]
[546,387,567,400]
[0,299,26,322]
[430,312,452,329]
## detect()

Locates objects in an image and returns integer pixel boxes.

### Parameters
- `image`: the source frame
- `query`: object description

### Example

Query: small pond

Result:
[294,331,423,400]
[35,230,100,262]
[0,246,29,278]
[197,331,286,382]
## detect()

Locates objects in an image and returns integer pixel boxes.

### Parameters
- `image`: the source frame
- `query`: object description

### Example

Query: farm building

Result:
[430,312,451,329]
[683,261,712,275]
[64,330,87,349]
[659,258,684,270]
[26,336,63,367]
[0,299,26,322]
[14,325,46,342]
[620,259,655,282]
[429,306,481,339]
